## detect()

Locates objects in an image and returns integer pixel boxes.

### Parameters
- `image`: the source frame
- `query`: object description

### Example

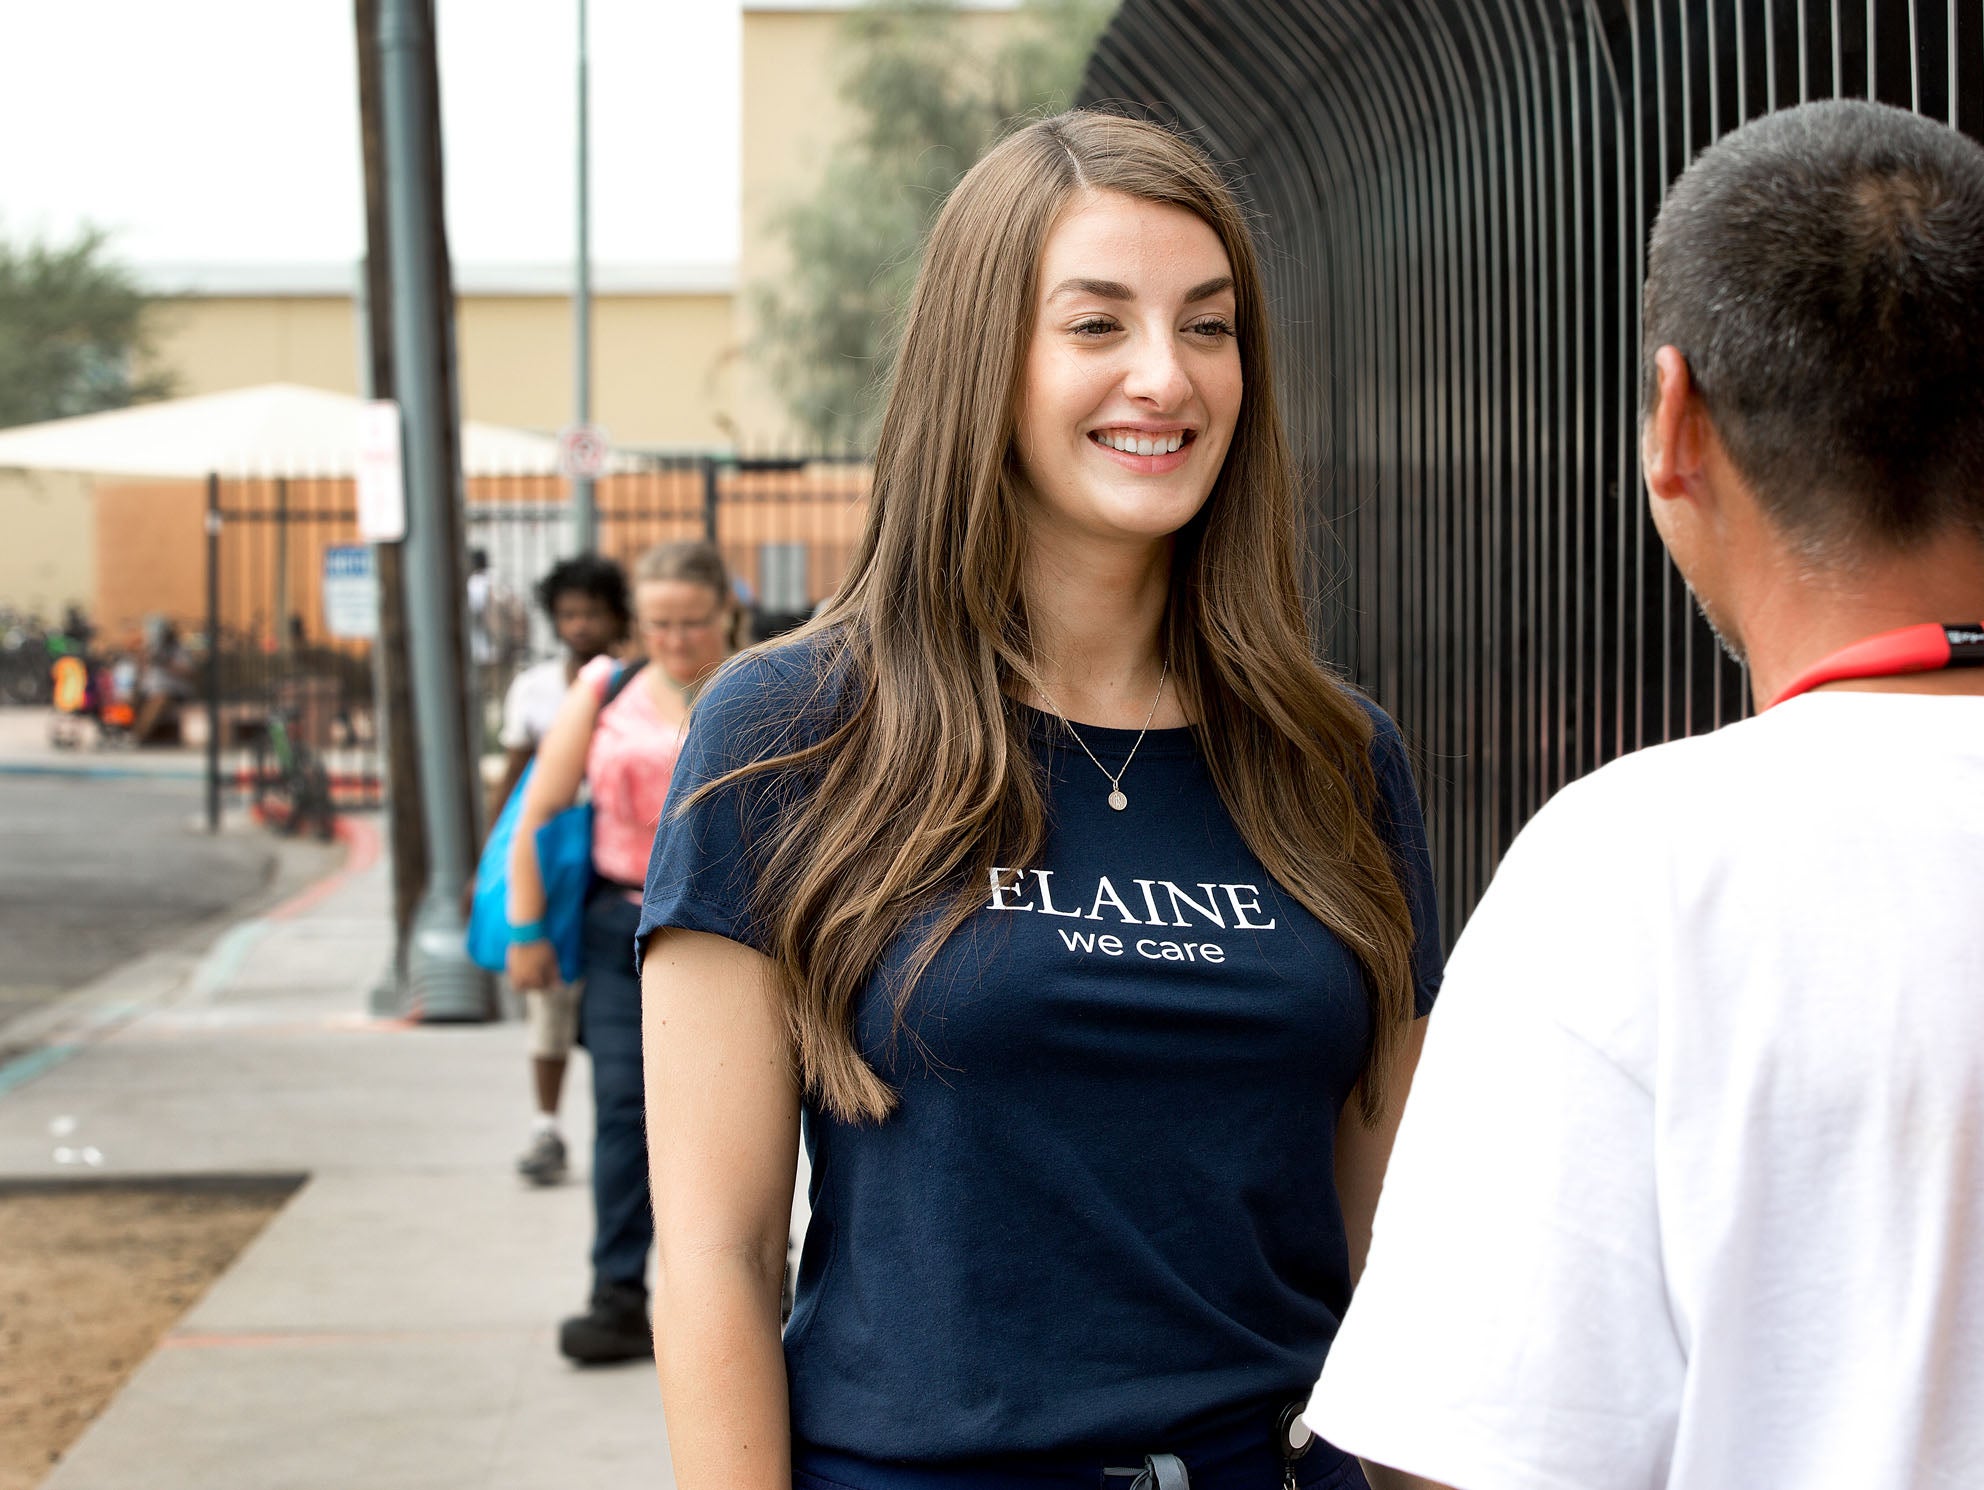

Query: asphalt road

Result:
[0,776,279,1038]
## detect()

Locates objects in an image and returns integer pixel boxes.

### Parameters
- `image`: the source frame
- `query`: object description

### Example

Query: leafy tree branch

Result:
[752,0,1116,445]
[0,225,174,430]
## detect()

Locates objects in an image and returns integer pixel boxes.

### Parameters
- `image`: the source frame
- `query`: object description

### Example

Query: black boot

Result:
[558,1280,653,1364]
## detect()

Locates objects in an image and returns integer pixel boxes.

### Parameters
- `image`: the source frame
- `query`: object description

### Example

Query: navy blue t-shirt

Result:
[638,637,1443,1462]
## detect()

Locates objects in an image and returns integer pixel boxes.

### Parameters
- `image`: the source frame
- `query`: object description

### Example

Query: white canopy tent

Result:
[0,382,623,479]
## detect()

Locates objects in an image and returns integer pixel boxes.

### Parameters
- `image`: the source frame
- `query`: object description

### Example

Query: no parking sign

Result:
[556,423,610,479]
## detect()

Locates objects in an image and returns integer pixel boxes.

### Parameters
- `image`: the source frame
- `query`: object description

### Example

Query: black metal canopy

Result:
[1082,0,1983,934]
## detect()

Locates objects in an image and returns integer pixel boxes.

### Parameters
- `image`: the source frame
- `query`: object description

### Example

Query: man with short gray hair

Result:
[1304,99,1984,1490]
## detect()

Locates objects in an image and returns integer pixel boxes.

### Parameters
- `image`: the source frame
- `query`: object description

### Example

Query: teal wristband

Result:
[507,919,549,945]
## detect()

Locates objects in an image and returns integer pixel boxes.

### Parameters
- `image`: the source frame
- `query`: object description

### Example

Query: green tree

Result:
[752,0,1117,445]
[0,226,173,430]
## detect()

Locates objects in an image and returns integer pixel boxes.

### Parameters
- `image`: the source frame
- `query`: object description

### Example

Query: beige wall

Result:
[146,291,735,449]
[151,295,362,398]
[0,469,95,618]
[455,293,734,448]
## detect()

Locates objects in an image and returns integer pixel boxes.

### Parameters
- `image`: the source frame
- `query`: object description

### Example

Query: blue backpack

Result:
[466,661,645,983]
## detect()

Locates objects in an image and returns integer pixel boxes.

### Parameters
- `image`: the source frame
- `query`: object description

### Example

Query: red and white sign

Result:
[556,423,611,480]
[356,400,407,542]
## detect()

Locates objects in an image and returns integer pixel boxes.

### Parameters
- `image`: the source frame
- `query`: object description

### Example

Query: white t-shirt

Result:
[498,658,571,751]
[466,572,494,664]
[1308,692,1984,1490]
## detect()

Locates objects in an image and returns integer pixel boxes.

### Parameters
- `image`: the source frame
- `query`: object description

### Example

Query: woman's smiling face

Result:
[635,578,730,688]
[1013,189,1243,550]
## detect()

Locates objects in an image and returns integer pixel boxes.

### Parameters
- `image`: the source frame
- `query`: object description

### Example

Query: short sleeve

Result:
[1304,783,1683,1490]
[636,645,831,962]
[498,670,534,750]
[1361,702,1445,1016]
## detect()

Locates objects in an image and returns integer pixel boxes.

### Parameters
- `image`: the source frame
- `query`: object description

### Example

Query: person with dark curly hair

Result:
[489,552,631,1186]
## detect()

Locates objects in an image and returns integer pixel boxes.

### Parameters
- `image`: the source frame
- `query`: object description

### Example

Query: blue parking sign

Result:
[322,545,380,640]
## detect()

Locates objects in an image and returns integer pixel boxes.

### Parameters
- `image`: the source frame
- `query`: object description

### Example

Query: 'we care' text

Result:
[985,868,1276,965]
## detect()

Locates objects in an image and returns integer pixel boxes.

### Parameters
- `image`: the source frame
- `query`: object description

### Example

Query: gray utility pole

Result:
[378,0,489,1021]
[571,0,597,553]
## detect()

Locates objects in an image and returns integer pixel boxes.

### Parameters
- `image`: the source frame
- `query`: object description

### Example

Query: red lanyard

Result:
[1768,622,1984,709]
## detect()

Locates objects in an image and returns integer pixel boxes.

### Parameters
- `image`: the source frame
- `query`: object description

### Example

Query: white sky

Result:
[0,0,741,270]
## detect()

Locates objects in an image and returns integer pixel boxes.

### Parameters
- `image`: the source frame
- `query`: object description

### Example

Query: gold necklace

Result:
[1035,659,1170,812]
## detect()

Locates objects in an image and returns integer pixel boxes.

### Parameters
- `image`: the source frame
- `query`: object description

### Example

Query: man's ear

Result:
[1642,345,1704,509]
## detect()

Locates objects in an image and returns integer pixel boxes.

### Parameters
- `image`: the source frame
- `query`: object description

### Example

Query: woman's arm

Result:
[643,928,800,1490]
[1334,1013,1429,1287]
[503,677,602,989]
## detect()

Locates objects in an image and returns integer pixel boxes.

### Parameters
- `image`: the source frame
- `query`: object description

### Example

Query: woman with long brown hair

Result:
[638,112,1442,1489]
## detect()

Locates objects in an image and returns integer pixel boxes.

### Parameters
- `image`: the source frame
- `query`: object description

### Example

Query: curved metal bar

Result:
[1081,0,1982,935]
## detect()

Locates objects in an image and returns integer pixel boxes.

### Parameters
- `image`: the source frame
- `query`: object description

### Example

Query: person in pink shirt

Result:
[505,539,741,1364]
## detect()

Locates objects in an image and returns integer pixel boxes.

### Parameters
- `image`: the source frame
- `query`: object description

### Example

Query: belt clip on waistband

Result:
[1096,1404,1312,1490]
[1101,1453,1190,1490]
[1277,1403,1316,1490]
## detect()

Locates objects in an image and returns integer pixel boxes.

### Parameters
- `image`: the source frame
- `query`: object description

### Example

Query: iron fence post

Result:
[702,456,720,544]
[205,473,222,834]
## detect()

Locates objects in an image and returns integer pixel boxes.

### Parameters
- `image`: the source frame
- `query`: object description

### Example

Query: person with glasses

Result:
[505,539,741,1364]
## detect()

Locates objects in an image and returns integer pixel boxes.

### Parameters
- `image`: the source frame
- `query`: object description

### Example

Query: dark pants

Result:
[578,890,651,1291]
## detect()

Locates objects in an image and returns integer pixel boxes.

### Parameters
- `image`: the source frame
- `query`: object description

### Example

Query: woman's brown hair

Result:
[633,539,745,651]
[700,111,1417,1125]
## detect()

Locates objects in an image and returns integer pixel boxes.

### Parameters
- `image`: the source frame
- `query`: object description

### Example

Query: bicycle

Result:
[254,706,337,842]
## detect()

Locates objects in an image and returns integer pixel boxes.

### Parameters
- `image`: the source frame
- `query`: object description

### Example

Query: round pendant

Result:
[1108,789,1128,811]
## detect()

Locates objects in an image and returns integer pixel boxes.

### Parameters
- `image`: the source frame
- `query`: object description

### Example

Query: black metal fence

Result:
[1082,0,1983,937]
[205,474,383,821]
[203,455,871,824]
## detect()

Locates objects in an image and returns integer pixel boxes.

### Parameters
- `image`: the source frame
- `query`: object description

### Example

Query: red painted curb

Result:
[265,815,383,923]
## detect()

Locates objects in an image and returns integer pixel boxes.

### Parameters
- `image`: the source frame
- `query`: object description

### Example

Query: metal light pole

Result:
[378,0,488,1021]
[571,0,597,553]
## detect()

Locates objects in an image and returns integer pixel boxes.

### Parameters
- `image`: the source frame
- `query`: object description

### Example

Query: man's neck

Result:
[1738,530,1984,707]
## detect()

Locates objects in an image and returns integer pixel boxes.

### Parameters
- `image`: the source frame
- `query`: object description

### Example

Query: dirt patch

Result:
[0,1180,295,1490]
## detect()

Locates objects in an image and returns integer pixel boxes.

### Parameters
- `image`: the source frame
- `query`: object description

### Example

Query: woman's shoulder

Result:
[687,626,860,767]
[1337,690,1426,833]
[1347,690,1407,759]
[1313,684,1414,809]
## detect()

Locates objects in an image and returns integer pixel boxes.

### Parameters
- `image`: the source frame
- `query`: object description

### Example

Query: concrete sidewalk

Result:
[0,817,676,1490]
[0,708,207,782]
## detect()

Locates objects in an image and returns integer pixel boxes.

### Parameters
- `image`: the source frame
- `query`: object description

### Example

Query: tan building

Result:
[128,1,1026,455]
[0,469,96,618]
[142,261,737,451]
